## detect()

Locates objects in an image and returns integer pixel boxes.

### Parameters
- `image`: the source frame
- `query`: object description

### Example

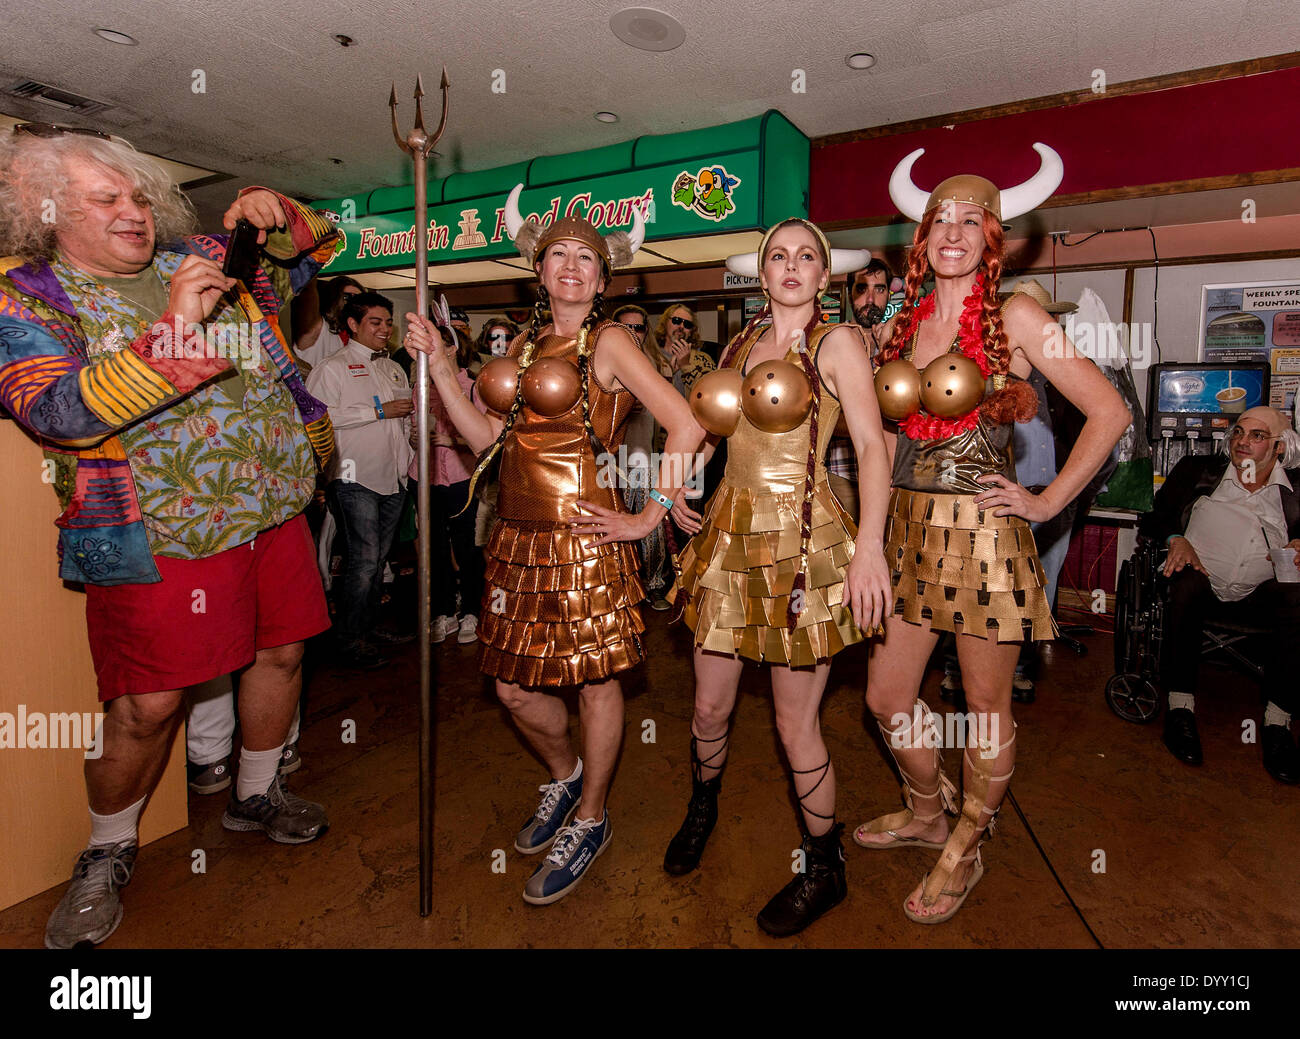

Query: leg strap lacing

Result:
[862,702,957,836]
[921,723,1017,908]
[690,729,729,783]
[792,758,834,822]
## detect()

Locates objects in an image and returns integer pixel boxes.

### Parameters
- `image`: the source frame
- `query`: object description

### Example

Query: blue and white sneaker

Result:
[513,761,583,855]
[522,813,613,906]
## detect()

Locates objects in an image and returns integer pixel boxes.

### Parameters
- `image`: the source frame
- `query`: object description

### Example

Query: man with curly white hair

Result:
[1141,404,1300,783]
[0,123,339,947]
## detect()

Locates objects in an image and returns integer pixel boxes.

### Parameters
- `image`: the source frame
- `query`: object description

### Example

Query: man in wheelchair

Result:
[1140,406,1300,783]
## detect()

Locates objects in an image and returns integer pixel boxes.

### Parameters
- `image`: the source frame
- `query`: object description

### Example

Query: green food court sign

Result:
[311,110,809,274]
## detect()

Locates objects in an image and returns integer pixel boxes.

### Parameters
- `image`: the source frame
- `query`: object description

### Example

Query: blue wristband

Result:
[649,489,674,511]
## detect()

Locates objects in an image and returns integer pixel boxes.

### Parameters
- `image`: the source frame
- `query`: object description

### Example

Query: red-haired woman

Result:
[854,146,1129,923]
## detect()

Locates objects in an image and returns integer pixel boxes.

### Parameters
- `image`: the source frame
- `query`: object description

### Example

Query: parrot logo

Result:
[671,165,742,222]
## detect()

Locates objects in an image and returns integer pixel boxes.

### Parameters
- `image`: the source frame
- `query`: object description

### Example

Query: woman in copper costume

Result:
[404,185,704,906]
[853,145,1129,923]
[665,218,892,937]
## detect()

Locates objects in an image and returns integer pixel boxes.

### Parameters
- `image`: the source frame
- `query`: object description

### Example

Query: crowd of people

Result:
[1,121,1295,951]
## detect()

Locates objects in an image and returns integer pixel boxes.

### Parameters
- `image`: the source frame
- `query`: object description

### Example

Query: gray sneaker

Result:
[187,757,232,794]
[222,775,328,844]
[278,741,301,777]
[44,841,137,949]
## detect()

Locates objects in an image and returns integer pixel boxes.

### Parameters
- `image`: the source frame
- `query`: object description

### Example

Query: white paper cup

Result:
[1273,546,1300,583]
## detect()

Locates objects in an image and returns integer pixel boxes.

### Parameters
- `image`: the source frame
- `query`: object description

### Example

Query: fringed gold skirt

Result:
[675,480,864,667]
[478,519,646,687]
[885,487,1055,642]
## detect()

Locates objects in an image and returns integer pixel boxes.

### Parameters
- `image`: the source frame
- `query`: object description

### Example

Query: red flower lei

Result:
[899,273,993,440]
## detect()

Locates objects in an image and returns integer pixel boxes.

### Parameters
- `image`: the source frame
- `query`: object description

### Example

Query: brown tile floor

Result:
[2,608,1296,949]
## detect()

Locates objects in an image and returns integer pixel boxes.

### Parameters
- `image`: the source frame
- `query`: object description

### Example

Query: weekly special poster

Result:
[1200,281,1300,415]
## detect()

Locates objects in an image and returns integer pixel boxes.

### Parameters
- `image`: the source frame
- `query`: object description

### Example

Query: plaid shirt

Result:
[826,434,857,481]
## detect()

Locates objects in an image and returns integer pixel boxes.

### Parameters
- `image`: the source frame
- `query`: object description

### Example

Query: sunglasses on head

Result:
[669,314,695,331]
[13,122,112,140]
[619,319,647,333]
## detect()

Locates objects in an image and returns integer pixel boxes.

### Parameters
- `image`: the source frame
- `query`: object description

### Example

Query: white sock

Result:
[1168,692,1195,712]
[88,796,146,849]
[1265,702,1292,728]
[557,758,582,784]
[236,745,284,800]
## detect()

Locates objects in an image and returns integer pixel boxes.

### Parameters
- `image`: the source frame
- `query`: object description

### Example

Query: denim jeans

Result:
[331,481,406,650]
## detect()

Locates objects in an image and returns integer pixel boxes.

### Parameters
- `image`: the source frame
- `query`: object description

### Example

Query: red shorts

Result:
[85,513,330,701]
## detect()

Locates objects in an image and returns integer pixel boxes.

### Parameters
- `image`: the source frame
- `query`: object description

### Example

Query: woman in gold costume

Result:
[404,185,703,906]
[853,145,1129,923]
[665,218,892,937]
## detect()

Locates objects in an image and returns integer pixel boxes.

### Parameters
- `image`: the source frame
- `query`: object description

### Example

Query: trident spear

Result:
[390,68,450,918]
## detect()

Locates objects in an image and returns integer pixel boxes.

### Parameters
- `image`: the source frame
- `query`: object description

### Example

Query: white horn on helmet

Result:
[829,249,871,275]
[888,148,931,224]
[725,253,760,278]
[998,143,1064,221]
[504,183,526,241]
[627,199,645,254]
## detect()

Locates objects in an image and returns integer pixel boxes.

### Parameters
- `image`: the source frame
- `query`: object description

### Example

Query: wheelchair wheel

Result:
[1105,672,1161,724]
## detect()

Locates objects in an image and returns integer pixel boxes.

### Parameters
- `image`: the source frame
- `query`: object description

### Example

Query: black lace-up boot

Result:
[663,731,727,876]
[663,773,721,875]
[756,823,847,937]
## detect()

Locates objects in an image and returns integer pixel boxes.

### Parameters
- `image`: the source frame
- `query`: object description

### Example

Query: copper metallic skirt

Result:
[885,487,1055,642]
[675,480,864,668]
[477,518,646,687]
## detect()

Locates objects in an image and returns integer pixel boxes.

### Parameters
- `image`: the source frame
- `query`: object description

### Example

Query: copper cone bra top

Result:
[476,354,585,417]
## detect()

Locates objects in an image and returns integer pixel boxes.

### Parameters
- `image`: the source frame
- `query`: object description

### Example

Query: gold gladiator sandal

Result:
[854,702,957,851]
[904,724,1017,924]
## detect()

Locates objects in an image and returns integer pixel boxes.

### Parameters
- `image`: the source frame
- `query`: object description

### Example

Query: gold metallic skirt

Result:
[478,519,646,687]
[675,480,864,667]
[885,487,1055,642]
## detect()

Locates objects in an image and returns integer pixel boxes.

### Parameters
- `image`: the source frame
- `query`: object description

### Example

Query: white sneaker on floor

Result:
[430,615,459,643]
[458,614,479,643]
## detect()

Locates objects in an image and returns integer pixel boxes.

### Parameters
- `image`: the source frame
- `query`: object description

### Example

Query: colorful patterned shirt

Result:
[53,253,317,558]
[0,189,337,584]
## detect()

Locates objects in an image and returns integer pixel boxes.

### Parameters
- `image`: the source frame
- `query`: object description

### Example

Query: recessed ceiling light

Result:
[846,52,876,69]
[93,28,138,45]
[594,111,619,123]
[610,8,686,52]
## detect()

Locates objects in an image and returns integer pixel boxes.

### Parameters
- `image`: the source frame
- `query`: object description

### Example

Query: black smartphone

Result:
[222,219,261,282]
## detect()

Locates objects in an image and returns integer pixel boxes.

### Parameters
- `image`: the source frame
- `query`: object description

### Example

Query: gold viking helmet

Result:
[502,183,645,273]
[888,143,1065,223]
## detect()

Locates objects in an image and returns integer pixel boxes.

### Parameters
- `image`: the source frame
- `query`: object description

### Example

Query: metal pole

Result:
[391,69,449,918]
